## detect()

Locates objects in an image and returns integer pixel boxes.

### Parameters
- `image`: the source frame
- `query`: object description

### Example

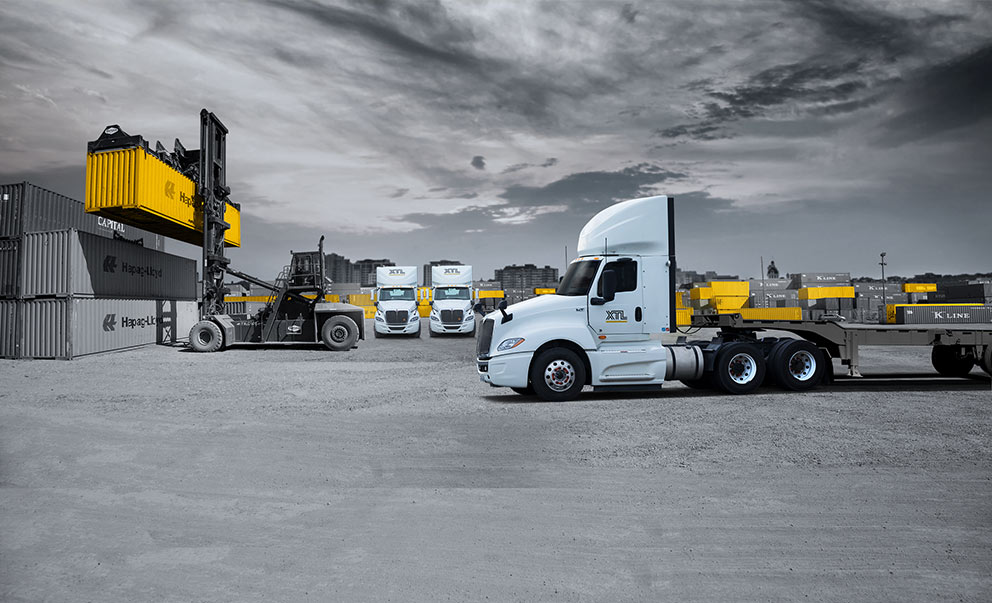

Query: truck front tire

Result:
[712,342,765,394]
[189,320,224,353]
[321,316,359,351]
[931,345,975,377]
[531,348,586,402]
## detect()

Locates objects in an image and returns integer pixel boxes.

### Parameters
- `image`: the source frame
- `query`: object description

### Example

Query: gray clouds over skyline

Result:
[1,0,990,281]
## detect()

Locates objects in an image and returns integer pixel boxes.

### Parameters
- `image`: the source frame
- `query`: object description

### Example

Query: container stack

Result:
[853,281,904,323]
[886,281,992,324]
[0,182,197,359]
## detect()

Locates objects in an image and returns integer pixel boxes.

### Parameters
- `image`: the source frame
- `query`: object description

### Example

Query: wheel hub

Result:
[787,350,816,381]
[331,326,347,342]
[727,353,756,384]
[544,359,576,392]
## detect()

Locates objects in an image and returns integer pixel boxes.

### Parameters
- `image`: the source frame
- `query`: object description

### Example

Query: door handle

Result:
[635,307,642,322]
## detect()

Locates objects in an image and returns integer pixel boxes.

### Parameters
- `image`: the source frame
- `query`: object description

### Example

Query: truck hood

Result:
[432,299,473,312]
[377,300,417,312]
[485,294,583,325]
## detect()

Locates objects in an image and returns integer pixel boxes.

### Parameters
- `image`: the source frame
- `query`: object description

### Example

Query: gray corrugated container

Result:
[0,238,18,297]
[895,305,992,325]
[0,299,17,357]
[15,297,198,359]
[944,283,992,301]
[853,281,903,295]
[0,181,165,250]
[18,229,196,299]
[788,272,851,288]
[749,279,790,290]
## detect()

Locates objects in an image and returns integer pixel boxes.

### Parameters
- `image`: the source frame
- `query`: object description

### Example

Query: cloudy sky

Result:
[1,0,990,282]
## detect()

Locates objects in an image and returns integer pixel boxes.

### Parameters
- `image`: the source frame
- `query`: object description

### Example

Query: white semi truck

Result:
[475,195,992,401]
[429,265,476,337]
[374,266,421,338]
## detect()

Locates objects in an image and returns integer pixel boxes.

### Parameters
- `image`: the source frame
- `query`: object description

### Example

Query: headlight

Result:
[374,313,384,322]
[496,338,525,351]
[409,312,419,322]
[463,313,474,322]
[430,314,440,321]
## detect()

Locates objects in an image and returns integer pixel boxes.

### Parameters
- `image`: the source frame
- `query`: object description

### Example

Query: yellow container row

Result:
[535,288,556,295]
[348,293,373,305]
[903,283,937,293]
[227,294,341,303]
[477,290,505,299]
[885,303,976,324]
[676,308,693,326]
[735,307,803,321]
[85,146,241,247]
[799,286,854,300]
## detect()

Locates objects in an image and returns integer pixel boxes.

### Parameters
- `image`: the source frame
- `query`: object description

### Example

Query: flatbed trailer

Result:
[691,313,992,378]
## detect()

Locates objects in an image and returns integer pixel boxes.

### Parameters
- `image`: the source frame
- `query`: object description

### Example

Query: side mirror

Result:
[498,299,508,311]
[600,269,617,303]
[473,303,484,315]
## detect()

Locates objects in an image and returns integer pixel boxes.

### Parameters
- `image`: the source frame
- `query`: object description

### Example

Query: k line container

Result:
[14,297,198,359]
[789,272,851,288]
[1,181,165,249]
[85,146,241,247]
[894,305,992,325]
[18,230,196,299]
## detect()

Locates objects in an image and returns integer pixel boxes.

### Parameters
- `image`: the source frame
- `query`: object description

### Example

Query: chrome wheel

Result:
[787,350,817,381]
[727,353,757,385]
[544,359,576,392]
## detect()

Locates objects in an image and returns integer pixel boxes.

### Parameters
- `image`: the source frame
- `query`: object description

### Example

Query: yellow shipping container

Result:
[885,303,977,324]
[226,293,340,302]
[903,283,937,293]
[535,288,556,295]
[362,306,377,319]
[708,281,749,297]
[417,304,432,318]
[709,296,749,311]
[676,308,693,326]
[675,292,687,309]
[348,293,373,305]
[799,286,855,300]
[478,290,505,299]
[689,286,713,300]
[737,307,802,321]
[86,146,241,247]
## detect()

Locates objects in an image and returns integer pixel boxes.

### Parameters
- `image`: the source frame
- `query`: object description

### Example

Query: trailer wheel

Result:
[189,320,224,353]
[321,316,359,351]
[712,342,765,394]
[931,345,975,377]
[531,347,586,402]
[980,346,992,377]
[769,340,824,391]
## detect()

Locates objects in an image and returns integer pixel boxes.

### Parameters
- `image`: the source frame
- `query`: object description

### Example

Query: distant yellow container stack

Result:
[903,283,937,293]
[799,286,855,300]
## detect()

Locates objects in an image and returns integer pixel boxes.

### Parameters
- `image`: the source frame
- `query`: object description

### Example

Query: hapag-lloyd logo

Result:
[102,255,163,279]
[103,314,159,331]
[164,180,196,208]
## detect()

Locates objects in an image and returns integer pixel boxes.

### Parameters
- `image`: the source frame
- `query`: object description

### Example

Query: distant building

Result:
[354,259,395,287]
[675,268,740,288]
[494,264,559,290]
[423,259,462,286]
[325,253,395,287]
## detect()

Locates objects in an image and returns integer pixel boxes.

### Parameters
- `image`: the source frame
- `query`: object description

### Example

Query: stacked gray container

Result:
[0,181,198,359]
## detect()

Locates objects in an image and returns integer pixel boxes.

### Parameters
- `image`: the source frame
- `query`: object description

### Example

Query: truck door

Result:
[588,258,644,337]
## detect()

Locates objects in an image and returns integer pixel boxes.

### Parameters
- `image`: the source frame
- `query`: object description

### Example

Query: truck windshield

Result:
[557,259,601,296]
[379,288,415,301]
[434,287,470,300]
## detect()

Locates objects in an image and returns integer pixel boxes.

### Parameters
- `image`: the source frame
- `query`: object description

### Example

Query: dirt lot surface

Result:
[2,321,990,602]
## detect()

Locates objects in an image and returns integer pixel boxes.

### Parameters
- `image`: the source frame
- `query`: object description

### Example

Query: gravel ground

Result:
[1,320,990,602]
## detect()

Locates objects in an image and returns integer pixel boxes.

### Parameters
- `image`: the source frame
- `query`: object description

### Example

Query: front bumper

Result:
[477,351,531,388]
[430,317,475,334]
[374,318,421,335]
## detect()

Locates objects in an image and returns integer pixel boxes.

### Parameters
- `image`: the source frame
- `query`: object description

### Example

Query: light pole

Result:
[880,252,887,321]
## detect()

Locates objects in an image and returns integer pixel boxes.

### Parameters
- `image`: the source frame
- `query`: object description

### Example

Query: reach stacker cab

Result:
[475,196,992,401]
[189,236,365,352]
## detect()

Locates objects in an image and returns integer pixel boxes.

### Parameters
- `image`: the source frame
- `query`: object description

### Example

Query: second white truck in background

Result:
[374,266,421,338]
[429,265,476,337]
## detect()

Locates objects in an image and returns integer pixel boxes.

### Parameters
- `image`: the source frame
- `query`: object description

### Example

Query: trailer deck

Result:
[691,314,992,376]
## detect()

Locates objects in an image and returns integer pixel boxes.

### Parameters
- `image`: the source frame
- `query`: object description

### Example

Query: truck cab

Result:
[429,265,476,336]
[374,266,421,337]
[476,196,713,400]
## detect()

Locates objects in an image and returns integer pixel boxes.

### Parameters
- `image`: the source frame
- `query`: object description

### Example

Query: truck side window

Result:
[598,260,637,295]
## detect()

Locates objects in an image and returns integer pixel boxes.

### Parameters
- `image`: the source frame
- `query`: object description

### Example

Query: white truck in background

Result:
[429,265,476,337]
[374,266,421,338]
[475,195,992,401]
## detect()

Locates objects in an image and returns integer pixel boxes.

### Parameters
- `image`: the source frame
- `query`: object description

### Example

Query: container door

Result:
[588,258,644,337]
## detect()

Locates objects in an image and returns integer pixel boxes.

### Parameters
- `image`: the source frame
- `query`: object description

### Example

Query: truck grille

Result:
[440,309,463,324]
[385,310,409,325]
[477,318,494,358]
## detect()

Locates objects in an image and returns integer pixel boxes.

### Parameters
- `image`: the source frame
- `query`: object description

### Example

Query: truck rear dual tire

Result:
[321,316,359,351]
[712,342,765,395]
[931,345,975,377]
[531,348,586,402]
[981,346,992,377]
[768,339,825,391]
[189,320,224,353]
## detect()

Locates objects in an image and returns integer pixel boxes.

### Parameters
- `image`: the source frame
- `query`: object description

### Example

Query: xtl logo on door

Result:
[605,309,628,323]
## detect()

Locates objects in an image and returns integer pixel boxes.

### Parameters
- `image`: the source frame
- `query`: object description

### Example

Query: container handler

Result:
[475,196,992,401]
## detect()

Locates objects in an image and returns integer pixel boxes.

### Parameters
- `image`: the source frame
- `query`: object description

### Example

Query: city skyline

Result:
[1,1,990,281]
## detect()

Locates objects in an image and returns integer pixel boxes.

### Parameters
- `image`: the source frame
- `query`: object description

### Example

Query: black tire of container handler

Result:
[712,342,766,395]
[931,345,975,377]
[321,316,359,351]
[531,347,586,402]
[769,339,824,391]
[981,346,992,377]
[511,385,535,396]
[189,320,223,353]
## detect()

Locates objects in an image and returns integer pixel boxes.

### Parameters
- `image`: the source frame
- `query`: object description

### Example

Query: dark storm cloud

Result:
[470,156,486,170]
[500,157,558,174]
[874,43,992,147]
